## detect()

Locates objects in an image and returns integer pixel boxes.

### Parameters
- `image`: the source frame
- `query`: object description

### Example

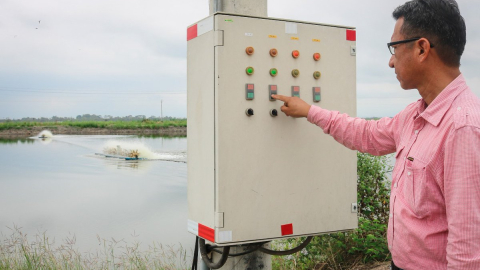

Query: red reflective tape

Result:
[281,223,293,236]
[187,24,198,41]
[346,30,356,41]
[198,223,215,242]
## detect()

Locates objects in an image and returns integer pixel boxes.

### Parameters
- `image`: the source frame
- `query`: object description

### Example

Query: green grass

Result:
[0,120,187,131]
[0,226,190,270]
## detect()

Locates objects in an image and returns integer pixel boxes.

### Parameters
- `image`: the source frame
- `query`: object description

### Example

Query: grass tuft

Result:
[0,225,190,270]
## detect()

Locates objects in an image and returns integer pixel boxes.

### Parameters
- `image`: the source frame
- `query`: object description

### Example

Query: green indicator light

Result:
[270,68,278,77]
[247,93,254,99]
[246,67,254,75]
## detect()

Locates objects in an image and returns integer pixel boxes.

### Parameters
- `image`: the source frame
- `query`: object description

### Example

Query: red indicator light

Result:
[247,84,254,90]
[294,87,299,91]
[313,53,321,61]
[315,87,320,92]
[292,50,300,58]
[271,85,277,91]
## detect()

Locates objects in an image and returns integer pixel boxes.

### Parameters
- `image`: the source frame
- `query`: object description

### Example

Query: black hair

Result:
[392,0,466,67]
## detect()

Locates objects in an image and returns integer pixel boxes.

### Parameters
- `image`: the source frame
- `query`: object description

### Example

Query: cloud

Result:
[0,0,478,119]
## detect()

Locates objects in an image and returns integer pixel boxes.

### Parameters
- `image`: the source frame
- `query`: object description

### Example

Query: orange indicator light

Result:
[313,53,321,61]
[292,50,300,58]
[270,48,278,57]
[246,47,254,55]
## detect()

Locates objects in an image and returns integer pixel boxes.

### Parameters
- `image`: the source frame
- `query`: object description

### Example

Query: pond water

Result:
[0,135,194,257]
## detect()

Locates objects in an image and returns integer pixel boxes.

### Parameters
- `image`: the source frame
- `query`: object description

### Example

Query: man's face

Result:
[389,18,417,90]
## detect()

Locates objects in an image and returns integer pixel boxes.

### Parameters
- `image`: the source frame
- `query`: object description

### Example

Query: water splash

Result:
[37,130,53,138]
[101,140,185,162]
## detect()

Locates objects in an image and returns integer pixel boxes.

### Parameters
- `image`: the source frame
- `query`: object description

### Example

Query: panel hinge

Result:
[350,46,356,56]
[215,212,224,228]
[351,203,358,213]
[215,30,224,46]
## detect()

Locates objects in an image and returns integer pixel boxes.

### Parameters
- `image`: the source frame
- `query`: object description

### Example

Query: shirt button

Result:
[407,172,411,176]
[415,130,419,134]
[389,245,392,249]
[457,107,462,111]
[394,183,398,188]
[389,214,393,218]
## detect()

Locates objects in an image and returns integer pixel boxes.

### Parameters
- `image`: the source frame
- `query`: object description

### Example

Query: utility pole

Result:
[161,100,163,120]
[199,3,272,270]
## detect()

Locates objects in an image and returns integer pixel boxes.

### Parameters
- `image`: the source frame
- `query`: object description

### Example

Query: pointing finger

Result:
[271,94,290,102]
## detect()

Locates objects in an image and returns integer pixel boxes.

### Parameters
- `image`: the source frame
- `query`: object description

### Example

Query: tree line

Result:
[0,114,185,123]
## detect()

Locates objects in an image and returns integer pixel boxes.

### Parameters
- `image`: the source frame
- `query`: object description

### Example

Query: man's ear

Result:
[417,38,431,61]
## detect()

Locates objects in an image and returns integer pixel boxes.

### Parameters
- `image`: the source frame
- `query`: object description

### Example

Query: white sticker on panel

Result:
[188,219,199,235]
[285,22,298,34]
[198,16,214,37]
[218,231,232,242]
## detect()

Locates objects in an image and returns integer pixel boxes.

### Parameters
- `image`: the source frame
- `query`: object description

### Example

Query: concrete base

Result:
[211,244,272,270]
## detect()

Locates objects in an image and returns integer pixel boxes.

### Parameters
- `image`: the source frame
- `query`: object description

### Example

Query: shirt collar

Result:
[416,74,468,126]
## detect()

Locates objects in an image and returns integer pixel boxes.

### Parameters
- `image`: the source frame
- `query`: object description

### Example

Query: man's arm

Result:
[444,126,480,269]
[272,94,397,156]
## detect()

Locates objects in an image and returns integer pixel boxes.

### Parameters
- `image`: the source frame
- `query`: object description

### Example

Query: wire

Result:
[193,236,314,268]
[191,236,199,270]
[211,242,266,257]
[258,236,313,256]
[199,238,230,269]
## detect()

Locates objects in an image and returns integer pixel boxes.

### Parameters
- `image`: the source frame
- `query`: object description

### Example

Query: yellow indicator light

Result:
[291,69,300,77]
[313,71,321,79]
[270,68,278,77]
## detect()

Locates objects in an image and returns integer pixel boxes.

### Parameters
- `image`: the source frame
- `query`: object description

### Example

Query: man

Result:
[272,0,480,269]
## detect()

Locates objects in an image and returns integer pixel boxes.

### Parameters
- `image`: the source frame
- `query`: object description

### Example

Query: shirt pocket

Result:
[403,159,429,218]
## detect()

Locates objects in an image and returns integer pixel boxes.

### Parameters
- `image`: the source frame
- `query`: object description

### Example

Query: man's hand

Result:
[271,94,311,118]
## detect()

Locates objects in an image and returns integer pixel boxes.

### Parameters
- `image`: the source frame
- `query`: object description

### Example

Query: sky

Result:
[0,0,479,119]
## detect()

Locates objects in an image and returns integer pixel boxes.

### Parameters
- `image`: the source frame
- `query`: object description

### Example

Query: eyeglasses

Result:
[387,37,434,55]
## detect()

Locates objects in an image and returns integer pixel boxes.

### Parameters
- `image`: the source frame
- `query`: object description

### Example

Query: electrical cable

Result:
[193,236,313,268]
[211,242,266,257]
[258,236,313,256]
[191,236,199,270]
[199,238,230,269]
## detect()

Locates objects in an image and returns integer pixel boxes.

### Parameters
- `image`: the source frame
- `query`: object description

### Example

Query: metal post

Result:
[202,0,271,269]
[209,0,267,17]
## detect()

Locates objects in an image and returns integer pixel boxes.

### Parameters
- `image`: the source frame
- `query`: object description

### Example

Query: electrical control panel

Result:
[187,13,357,245]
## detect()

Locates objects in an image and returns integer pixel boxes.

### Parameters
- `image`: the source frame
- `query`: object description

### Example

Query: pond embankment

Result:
[0,126,186,137]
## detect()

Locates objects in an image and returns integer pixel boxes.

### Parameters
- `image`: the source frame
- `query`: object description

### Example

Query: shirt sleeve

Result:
[306,105,397,156]
[444,126,480,269]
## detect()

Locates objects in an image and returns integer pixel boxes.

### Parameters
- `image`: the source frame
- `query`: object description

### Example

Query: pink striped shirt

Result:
[307,74,480,270]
